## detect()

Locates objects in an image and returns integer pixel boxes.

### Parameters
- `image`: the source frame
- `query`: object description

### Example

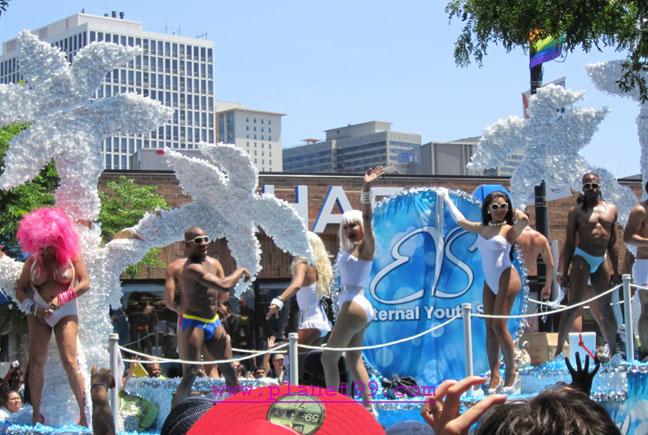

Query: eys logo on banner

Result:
[363,188,526,387]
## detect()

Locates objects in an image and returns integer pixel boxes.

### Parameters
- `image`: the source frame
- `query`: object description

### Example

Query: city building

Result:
[216,101,284,172]
[283,121,421,174]
[420,137,524,176]
[0,11,215,169]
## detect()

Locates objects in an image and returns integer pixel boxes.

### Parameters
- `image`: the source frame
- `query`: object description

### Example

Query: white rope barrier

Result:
[474,284,622,319]
[118,342,289,365]
[113,280,639,369]
[297,314,461,352]
[527,297,566,308]
[631,283,648,292]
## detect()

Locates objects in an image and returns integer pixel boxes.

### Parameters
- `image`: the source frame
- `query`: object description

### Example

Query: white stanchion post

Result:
[288,332,299,385]
[622,274,635,361]
[462,303,474,379]
[109,333,120,430]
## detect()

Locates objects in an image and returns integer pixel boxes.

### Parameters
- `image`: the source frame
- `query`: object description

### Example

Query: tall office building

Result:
[0,12,215,169]
[420,137,523,176]
[283,121,421,174]
[216,101,284,172]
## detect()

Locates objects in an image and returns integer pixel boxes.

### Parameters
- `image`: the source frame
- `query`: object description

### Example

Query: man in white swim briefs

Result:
[623,181,648,361]
[555,172,625,360]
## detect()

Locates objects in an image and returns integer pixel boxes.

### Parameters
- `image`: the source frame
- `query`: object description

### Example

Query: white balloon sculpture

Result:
[468,84,637,224]
[587,60,648,198]
[0,31,310,426]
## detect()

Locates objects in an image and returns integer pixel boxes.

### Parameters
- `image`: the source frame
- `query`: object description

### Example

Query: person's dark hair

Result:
[161,396,214,435]
[481,192,514,226]
[475,385,621,435]
[166,363,183,379]
[644,180,648,195]
[481,191,515,261]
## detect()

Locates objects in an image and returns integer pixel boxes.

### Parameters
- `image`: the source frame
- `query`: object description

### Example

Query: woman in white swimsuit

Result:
[266,231,333,345]
[322,166,384,414]
[14,208,90,425]
[439,189,528,394]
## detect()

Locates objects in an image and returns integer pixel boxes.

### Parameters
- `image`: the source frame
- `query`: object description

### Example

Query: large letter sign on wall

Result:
[312,186,353,232]
[363,189,527,387]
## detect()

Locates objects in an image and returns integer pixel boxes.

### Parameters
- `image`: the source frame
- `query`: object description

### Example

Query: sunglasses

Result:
[583,183,600,190]
[188,236,210,244]
[489,203,509,211]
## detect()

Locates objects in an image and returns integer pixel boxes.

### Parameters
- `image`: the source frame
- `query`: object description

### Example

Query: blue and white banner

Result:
[363,188,527,387]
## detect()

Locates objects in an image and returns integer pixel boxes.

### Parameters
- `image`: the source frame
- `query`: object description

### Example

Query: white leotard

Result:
[337,251,374,323]
[476,234,512,295]
[296,283,331,336]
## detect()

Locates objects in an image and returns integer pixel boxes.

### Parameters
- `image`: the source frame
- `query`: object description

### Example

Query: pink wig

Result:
[16,207,80,265]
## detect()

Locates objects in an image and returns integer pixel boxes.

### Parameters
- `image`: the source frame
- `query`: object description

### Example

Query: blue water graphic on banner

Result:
[363,188,527,387]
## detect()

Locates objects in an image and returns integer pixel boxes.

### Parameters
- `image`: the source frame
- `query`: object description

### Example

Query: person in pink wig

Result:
[13,207,90,426]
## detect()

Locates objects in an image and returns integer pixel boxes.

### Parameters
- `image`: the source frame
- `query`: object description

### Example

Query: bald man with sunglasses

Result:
[172,227,251,406]
[555,172,624,360]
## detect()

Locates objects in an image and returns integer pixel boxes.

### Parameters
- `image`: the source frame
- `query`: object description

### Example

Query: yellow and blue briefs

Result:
[180,312,222,341]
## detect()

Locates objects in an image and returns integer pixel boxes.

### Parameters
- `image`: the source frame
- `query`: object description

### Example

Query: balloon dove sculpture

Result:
[468,84,636,224]
[130,142,313,296]
[0,30,175,425]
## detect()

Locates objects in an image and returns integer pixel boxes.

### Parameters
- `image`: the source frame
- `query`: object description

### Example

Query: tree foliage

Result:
[98,176,169,277]
[0,124,58,256]
[0,1,11,16]
[446,1,648,100]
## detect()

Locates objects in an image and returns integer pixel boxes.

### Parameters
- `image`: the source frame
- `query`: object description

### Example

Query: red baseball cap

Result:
[188,384,385,434]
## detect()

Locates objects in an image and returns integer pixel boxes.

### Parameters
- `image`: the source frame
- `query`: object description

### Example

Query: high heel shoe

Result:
[501,373,521,395]
[487,377,503,395]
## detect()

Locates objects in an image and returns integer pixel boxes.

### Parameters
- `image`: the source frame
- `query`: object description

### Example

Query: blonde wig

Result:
[338,209,364,253]
[291,232,333,297]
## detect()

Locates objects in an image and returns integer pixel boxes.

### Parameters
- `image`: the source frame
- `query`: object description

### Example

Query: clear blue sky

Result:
[0,1,640,177]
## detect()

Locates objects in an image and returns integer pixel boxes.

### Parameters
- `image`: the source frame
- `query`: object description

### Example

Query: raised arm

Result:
[186,263,250,290]
[507,209,529,243]
[624,204,648,246]
[437,188,482,233]
[266,261,308,320]
[359,166,384,259]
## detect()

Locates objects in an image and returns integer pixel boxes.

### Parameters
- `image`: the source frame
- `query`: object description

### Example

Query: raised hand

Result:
[239,268,251,282]
[436,187,449,201]
[565,351,600,396]
[363,166,384,187]
[266,304,280,320]
[421,376,506,435]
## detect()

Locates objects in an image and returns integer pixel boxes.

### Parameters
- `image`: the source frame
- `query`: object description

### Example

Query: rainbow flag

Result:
[530,33,564,68]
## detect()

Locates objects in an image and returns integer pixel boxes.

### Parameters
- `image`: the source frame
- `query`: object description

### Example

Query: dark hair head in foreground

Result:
[475,385,621,435]
[161,396,214,435]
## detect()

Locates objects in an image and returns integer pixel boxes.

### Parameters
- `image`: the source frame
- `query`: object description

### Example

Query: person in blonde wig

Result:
[267,231,333,345]
[322,166,384,416]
